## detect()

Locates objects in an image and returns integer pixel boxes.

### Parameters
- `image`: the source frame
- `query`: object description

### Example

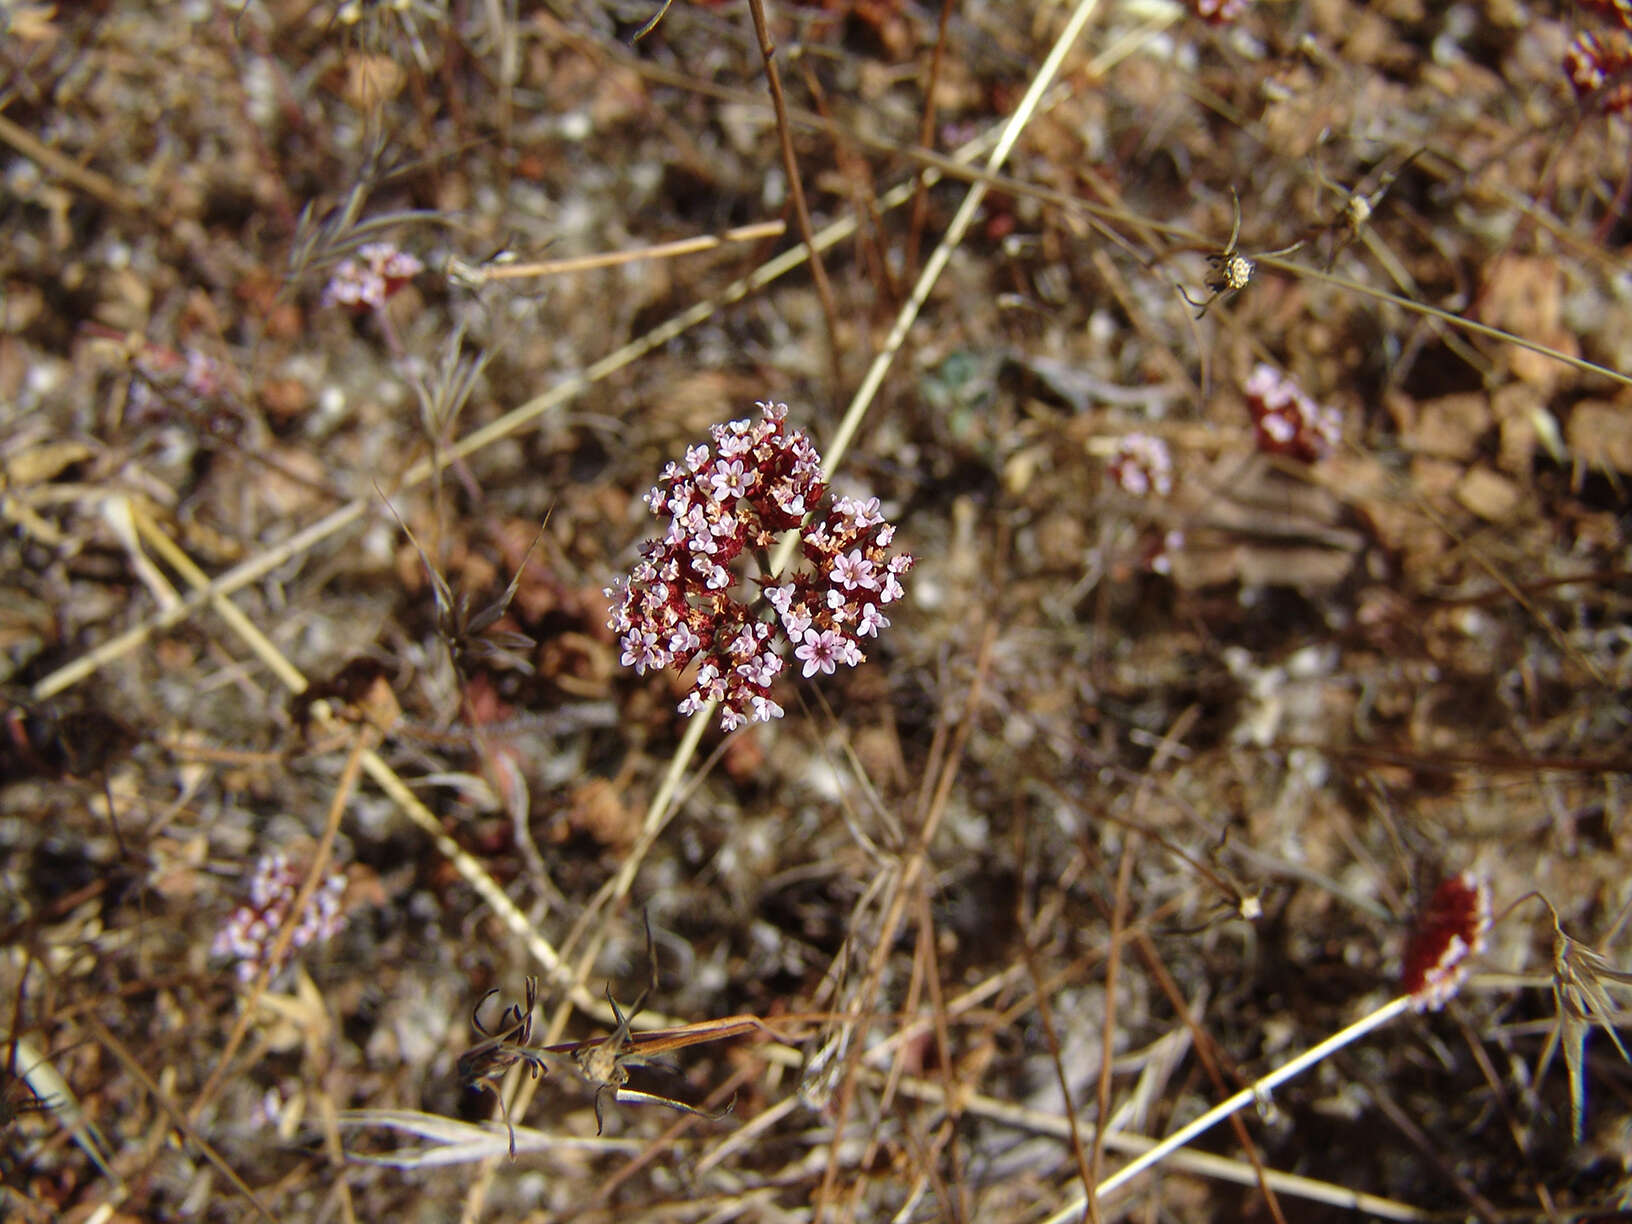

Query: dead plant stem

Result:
[745,0,843,392]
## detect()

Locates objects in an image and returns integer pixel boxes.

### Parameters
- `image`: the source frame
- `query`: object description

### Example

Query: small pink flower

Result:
[621,632,665,674]
[795,628,844,677]
[212,853,349,984]
[711,459,749,500]
[1189,0,1248,22]
[831,549,877,591]
[737,654,781,687]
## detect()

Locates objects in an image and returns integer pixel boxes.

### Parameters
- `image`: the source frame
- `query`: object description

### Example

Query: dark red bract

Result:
[1401,872,1491,1011]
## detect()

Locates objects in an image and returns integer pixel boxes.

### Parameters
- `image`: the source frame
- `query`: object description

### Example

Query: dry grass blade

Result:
[461,221,786,282]
[337,1108,640,1168]
[77,1010,274,1222]
[5,1035,119,1190]
[1043,996,1417,1224]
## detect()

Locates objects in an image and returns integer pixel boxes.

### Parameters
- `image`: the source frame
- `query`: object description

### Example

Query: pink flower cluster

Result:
[1565,28,1632,119]
[1244,363,1341,462]
[211,852,347,984]
[321,242,424,310]
[1106,433,1173,498]
[1189,0,1248,23]
[605,401,912,732]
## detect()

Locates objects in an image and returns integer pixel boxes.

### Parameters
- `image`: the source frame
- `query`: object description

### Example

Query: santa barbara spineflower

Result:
[606,402,912,732]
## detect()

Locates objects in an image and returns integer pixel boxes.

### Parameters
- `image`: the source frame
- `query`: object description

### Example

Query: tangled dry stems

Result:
[2,1,1631,1221]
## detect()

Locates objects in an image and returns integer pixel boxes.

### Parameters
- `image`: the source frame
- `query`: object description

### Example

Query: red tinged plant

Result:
[605,401,911,732]
[1401,871,1491,1012]
[1244,363,1342,463]
[1106,432,1174,498]
[1580,0,1632,31]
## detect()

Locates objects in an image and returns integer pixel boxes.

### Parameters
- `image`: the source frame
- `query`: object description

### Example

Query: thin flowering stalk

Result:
[605,401,911,731]
[1040,993,1418,1223]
